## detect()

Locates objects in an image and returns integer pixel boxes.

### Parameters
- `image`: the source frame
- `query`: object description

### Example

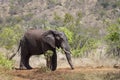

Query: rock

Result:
[113,64,120,69]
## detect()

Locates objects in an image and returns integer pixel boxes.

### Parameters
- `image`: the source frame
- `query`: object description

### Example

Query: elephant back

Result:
[25,29,46,37]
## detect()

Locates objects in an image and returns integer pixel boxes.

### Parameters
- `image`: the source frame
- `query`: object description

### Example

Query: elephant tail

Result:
[8,39,22,60]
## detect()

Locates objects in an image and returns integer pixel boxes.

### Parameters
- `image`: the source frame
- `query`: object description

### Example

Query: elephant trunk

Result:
[63,49,74,70]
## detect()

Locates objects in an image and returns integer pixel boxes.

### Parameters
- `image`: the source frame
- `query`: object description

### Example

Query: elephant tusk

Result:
[63,49,70,54]
[63,48,73,57]
[63,48,74,70]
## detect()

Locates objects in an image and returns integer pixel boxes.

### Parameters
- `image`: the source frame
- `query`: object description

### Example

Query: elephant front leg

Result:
[46,55,51,69]
[50,51,57,71]
[45,50,57,71]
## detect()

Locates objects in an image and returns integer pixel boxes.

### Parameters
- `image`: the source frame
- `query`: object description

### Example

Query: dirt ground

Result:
[0,51,120,80]
[0,67,120,80]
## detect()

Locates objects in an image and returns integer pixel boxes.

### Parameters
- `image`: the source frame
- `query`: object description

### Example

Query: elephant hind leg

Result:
[19,41,32,70]
[25,54,32,69]
[20,54,32,70]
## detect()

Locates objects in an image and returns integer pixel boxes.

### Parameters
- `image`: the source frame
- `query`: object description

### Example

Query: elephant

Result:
[10,29,74,71]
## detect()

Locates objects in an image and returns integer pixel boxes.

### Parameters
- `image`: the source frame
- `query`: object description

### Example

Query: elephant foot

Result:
[51,67,56,71]
[19,66,32,70]
[27,66,33,69]
[71,66,74,70]
[19,66,27,70]
[70,64,74,70]
[20,64,32,70]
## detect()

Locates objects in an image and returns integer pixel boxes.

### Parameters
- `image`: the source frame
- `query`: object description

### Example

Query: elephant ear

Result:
[43,34,56,48]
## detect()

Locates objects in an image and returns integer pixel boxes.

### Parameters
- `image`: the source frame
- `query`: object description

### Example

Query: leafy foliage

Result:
[0,25,23,49]
[106,24,120,42]
[105,19,120,56]
[72,37,99,57]
[54,12,100,57]
[0,53,13,69]
[0,0,120,60]
[57,27,74,44]
[64,13,74,24]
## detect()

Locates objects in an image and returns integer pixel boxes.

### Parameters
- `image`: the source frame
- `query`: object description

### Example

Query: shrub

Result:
[57,27,78,56]
[0,25,23,50]
[72,38,99,57]
[105,20,120,56]
[64,13,74,24]
[57,27,74,45]
[0,53,13,69]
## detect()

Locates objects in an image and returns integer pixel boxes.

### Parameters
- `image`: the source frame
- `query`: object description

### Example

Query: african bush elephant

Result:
[10,29,74,71]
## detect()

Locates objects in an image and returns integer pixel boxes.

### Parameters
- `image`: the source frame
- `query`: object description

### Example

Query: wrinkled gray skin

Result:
[10,29,74,71]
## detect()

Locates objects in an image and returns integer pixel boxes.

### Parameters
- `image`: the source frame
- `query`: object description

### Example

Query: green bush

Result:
[64,13,74,24]
[0,53,13,69]
[56,13,100,57]
[105,20,120,56]
[72,38,99,57]
[0,25,23,49]
[105,24,120,42]
[57,27,74,45]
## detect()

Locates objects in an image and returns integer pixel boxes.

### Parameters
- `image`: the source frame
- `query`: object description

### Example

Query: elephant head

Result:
[43,30,74,70]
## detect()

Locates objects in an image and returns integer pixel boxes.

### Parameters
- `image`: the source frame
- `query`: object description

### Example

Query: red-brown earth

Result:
[0,67,120,80]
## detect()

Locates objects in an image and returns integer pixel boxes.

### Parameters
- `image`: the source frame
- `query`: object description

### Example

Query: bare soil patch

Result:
[0,67,119,80]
